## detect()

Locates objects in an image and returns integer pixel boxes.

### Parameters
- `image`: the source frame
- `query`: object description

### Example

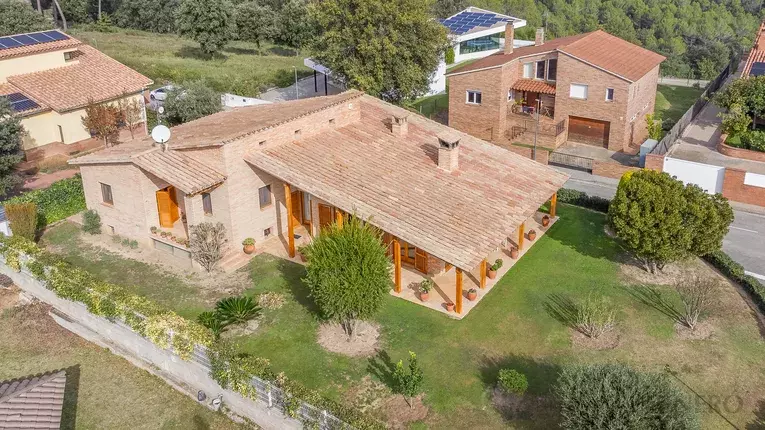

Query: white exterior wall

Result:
[663,157,725,194]
[744,172,765,188]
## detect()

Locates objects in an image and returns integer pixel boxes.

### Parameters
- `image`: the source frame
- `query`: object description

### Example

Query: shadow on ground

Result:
[61,364,80,430]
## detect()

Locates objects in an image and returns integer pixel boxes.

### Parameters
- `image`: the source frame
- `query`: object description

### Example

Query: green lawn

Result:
[655,84,705,125]
[41,206,765,428]
[70,28,311,97]
[411,93,448,121]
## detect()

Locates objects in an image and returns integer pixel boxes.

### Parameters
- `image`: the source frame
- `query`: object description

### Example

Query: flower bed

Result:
[718,133,765,162]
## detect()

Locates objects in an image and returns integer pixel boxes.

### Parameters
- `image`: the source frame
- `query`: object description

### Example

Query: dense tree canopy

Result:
[176,0,235,55]
[235,2,276,49]
[308,0,449,103]
[0,0,53,36]
[164,80,222,124]
[115,0,179,33]
[0,98,24,196]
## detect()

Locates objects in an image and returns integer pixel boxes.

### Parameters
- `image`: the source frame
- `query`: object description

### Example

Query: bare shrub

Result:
[189,222,227,272]
[574,295,615,339]
[676,275,716,330]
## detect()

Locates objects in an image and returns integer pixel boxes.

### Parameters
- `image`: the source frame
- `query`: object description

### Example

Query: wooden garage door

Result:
[568,116,610,147]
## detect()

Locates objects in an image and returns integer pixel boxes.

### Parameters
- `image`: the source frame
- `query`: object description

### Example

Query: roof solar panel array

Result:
[4,92,41,112]
[0,30,69,51]
[439,11,511,35]
[751,62,765,77]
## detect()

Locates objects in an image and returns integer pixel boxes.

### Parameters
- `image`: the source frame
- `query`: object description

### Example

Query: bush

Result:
[445,46,455,65]
[574,295,615,339]
[4,175,86,228]
[676,275,716,330]
[497,369,528,395]
[189,222,227,272]
[197,310,224,338]
[4,203,37,241]
[215,295,261,326]
[737,129,765,152]
[704,250,765,314]
[164,80,222,125]
[114,0,179,33]
[392,351,424,409]
[556,188,610,213]
[82,210,102,234]
[0,0,53,36]
[556,364,699,430]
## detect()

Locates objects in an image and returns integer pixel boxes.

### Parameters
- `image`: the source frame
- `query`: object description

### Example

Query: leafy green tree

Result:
[275,0,313,52]
[58,0,90,25]
[176,0,235,55]
[164,81,222,125]
[432,0,467,19]
[682,184,733,257]
[308,0,449,103]
[714,76,765,129]
[645,113,663,140]
[114,0,179,33]
[719,103,751,136]
[556,364,699,430]
[301,214,391,338]
[235,2,276,50]
[0,0,52,36]
[697,57,718,81]
[392,351,424,409]
[0,98,24,196]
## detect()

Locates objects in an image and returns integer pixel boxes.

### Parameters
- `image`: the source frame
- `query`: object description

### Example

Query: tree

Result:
[176,0,235,56]
[697,57,718,81]
[114,0,179,33]
[718,103,751,136]
[189,222,227,272]
[4,203,37,241]
[308,0,449,103]
[164,81,222,125]
[0,0,52,36]
[0,97,24,197]
[392,351,423,409]
[556,364,699,430]
[682,184,733,257]
[236,2,276,50]
[432,0,467,19]
[676,275,715,330]
[301,214,391,338]
[714,77,765,129]
[276,0,313,52]
[645,113,663,140]
[81,100,120,147]
[117,93,144,140]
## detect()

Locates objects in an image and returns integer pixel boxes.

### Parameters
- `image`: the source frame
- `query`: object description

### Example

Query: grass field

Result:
[70,28,311,97]
[41,205,765,428]
[655,84,705,125]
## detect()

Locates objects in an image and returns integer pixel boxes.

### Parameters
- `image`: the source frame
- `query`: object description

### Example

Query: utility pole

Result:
[533,98,541,160]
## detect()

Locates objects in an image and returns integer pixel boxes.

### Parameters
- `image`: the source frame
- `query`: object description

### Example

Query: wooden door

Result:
[318,204,333,229]
[291,190,302,228]
[525,91,538,108]
[414,248,428,274]
[156,186,180,228]
[568,116,610,147]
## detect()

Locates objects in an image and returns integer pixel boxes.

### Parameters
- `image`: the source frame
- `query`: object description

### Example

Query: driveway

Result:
[259,75,344,102]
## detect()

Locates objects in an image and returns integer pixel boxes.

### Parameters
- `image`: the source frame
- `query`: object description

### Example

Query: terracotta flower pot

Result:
[446,302,455,312]
[487,269,497,279]
[467,290,477,301]
[542,215,550,227]
[299,252,307,262]
[243,244,255,254]
[510,247,519,259]
[420,291,430,302]
[528,230,537,241]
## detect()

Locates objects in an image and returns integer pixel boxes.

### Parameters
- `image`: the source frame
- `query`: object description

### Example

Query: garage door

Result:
[568,116,610,147]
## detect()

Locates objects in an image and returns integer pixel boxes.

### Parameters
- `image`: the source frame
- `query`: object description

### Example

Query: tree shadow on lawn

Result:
[366,350,397,389]
[625,285,683,324]
[543,293,583,334]
[223,46,262,56]
[543,206,623,264]
[174,46,228,61]
[267,46,297,56]
[274,258,321,316]
[748,399,765,430]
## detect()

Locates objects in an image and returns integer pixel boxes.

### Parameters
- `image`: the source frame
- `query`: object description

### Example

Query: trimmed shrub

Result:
[497,369,528,395]
[557,188,610,213]
[82,210,102,235]
[704,250,765,313]
[4,175,86,228]
[215,295,261,326]
[4,202,37,240]
[556,364,699,430]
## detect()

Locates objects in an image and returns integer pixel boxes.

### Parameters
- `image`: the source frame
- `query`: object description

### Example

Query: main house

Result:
[0,30,152,163]
[447,26,665,152]
[70,91,567,316]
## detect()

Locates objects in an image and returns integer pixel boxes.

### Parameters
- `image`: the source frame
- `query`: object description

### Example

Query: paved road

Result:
[554,166,765,278]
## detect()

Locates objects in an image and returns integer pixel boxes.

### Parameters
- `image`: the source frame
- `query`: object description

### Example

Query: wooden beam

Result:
[480,258,487,289]
[284,183,295,258]
[550,192,558,218]
[393,239,401,293]
[335,208,343,228]
[456,268,463,314]
[518,222,525,251]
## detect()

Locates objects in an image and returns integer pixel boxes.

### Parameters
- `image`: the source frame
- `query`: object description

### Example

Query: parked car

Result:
[150,85,174,102]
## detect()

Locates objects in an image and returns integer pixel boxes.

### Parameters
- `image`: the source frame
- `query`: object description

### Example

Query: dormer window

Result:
[64,51,75,62]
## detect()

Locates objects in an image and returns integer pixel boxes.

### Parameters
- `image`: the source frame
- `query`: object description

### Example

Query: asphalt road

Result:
[554,166,765,278]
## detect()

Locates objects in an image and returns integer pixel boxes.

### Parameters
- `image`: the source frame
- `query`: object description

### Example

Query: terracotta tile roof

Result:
[0,83,49,116]
[133,149,226,195]
[0,370,66,429]
[0,31,81,60]
[743,22,765,77]
[511,78,556,95]
[245,95,568,271]
[6,44,152,112]
[448,30,665,82]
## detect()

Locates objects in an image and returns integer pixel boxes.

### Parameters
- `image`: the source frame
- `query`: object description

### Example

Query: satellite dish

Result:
[157,106,165,114]
[151,125,171,144]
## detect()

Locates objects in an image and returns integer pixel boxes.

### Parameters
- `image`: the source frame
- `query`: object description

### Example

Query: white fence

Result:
[744,172,765,188]
[663,157,725,194]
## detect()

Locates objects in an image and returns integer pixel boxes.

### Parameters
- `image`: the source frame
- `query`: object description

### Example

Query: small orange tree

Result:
[81,100,120,147]
[117,92,144,140]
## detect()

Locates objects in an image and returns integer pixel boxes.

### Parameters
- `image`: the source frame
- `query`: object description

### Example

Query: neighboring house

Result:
[742,21,765,77]
[69,90,567,315]
[303,6,531,96]
[0,370,67,429]
[447,27,665,152]
[0,30,152,163]
[0,207,9,237]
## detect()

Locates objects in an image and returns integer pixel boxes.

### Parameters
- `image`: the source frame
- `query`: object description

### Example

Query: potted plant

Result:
[446,302,455,312]
[488,258,503,279]
[242,238,256,254]
[528,229,537,241]
[150,226,158,234]
[419,279,433,302]
[160,231,168,238]
[467,288,477,301]
[297,247,307,262]
[542,215,551,227]
[510,247,519,259]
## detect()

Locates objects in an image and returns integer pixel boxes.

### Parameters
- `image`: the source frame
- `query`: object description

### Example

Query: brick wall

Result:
[722,168,765,206]
[448,67,505,141]
[506,145,549,164]
[591,160,639,179]
[644,153,665,171]
[717,138,765,163]
[625,65,660,149]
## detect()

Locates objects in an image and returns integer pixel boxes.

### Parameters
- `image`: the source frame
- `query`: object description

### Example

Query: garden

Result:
[715,75,765,152]
[25,175,764,428]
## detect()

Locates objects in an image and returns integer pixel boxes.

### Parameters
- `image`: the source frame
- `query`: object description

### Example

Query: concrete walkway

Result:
[259,75,344,102]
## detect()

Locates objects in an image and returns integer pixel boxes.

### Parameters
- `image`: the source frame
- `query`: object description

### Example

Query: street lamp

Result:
[533,98,541,161]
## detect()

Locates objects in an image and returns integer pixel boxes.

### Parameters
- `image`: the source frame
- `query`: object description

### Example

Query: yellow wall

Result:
[0,49,75,82]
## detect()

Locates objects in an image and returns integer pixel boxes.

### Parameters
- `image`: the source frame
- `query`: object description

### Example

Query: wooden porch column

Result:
[393,239,402,293]
[518,222,525,250]
[550,192,558,218]
[480,259,487,289]
[456,268,463,314]
[335,208,343,228]
[284,183,295,258]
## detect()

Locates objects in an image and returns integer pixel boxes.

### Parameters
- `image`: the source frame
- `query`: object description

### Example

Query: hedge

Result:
[557,188,610,213]
[4,175,86,228]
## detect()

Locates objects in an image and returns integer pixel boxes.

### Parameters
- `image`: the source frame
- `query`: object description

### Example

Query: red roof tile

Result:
[511,78,556,95]
[0,83,49,115]
[743,22,765,77]
[0,31,81,60]
[0,370,66,430]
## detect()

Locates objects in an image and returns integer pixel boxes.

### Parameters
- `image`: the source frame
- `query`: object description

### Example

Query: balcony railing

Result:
[507,118,566,139]
[510,103,555,119]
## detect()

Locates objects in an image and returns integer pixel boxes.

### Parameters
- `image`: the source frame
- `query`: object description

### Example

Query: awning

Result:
[133,149,226,195]
[511,78,556,95]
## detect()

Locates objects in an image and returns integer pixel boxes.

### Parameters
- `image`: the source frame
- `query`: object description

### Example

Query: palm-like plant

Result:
[197,311,224,339]
[215,296,261,326]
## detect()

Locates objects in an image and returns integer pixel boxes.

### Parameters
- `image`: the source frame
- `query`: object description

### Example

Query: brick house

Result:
[0,30,152,163]
[446,26,665,152]
[69,91,567,315]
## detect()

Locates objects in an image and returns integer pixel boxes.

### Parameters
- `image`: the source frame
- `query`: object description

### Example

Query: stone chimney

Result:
[535,28,545,46]
[391,114,408,136]
[437,133,460,172]
[504,22,514,55]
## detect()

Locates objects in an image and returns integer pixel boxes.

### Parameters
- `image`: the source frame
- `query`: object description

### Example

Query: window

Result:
[466,90,482,104]
[258,185,272,209]
[523,63,534,78]
[536,61,546,79]
[58,125,64,144]
[294,129,302,136]
[547,59,557,81]
[508,90,514,101]
[100,183,113,205]
[263,227,272,237]
[458,33,502,55]
[605,88,614,102]
[329,118,335,125]
[202,192,213,215]
[569,83,588,100]
[64,51,75,62]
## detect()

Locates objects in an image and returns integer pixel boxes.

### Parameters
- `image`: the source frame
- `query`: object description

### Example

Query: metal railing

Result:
[548,151,594,171]
[508,119,566,139]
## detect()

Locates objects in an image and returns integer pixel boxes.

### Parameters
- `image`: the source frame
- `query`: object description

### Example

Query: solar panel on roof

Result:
[11,35,35,45]
[28,33,53,43]
[0,37,22,48]
[751,62,765,76]
[43,30,69,41]
[3,92,40,113]
[0,30,69,51]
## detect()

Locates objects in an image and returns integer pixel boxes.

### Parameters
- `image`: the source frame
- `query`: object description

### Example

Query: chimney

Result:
[535,28,545,46]
[437,133,460,172]
[504,22,514,55]
[391,114,408,136]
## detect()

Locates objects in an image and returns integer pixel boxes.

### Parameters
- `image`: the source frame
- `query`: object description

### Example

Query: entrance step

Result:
[219,248,252,273]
